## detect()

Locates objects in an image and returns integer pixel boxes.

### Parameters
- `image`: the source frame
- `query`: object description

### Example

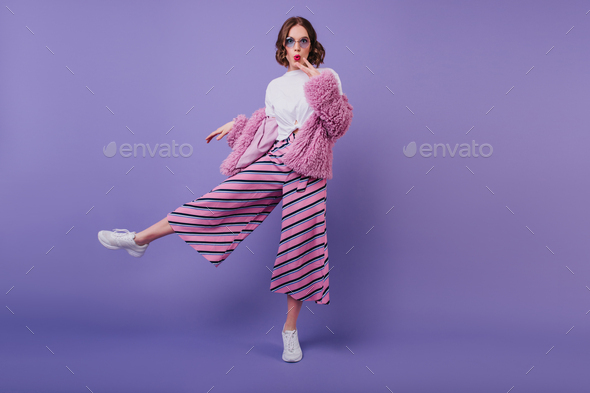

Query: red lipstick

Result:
[294,55,301,61]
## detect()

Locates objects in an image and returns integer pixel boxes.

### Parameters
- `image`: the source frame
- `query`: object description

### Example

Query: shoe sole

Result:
[98,232,146,258]
[282,352,303,362]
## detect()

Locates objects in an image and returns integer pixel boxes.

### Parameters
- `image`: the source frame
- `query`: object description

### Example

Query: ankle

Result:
[283,324,296,332]
[133,233,148,246]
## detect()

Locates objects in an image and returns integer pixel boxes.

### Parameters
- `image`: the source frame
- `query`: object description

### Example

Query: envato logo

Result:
[103,140,193,158]
[403,141,493,158]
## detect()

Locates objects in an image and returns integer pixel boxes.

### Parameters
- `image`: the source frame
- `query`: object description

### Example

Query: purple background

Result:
[2,1,590,392]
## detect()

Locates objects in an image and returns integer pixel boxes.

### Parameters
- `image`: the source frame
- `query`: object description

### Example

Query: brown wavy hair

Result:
[275,16,325,68]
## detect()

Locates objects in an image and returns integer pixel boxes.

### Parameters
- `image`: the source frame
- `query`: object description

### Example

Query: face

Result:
[284,25,311,72]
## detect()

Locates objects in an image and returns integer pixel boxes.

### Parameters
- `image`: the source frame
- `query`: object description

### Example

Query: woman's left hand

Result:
[295,57,321,79]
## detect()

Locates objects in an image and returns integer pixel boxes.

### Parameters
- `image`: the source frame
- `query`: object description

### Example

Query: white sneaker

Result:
[98,228,149,258]
[282,323,303,362]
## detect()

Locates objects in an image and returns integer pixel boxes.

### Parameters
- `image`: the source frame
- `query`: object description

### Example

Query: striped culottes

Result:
[167,132,330,305]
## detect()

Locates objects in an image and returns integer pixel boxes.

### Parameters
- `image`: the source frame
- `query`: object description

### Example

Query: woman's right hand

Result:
[205,121,235,144]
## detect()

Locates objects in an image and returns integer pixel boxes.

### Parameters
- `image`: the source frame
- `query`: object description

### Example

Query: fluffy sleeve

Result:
[327,68,343,95]
[303,69,353,141]
[226,114,249,150]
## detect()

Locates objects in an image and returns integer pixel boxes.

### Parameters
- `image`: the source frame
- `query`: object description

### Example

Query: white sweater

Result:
[265,67,343,141]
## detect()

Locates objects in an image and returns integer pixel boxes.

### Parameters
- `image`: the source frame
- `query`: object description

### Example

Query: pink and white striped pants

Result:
[167,132,330,305]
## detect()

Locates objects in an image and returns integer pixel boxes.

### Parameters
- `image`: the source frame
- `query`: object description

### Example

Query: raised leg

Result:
[134,217,174,246]
[284,294,303,332]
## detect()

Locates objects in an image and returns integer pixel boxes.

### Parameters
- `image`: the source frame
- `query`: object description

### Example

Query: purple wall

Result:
[1,1,589,392]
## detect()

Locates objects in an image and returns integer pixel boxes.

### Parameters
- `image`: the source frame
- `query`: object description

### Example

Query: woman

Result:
[98,16,353,363]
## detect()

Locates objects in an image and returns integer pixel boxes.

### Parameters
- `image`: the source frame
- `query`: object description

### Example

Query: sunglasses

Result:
[285,37,310,49]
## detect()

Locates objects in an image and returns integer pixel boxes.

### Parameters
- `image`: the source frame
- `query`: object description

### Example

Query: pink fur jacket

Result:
[219,69,353,180]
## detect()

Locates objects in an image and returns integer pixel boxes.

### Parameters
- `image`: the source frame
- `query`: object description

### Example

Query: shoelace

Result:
[284,330,297,352]
[111,229,133,246]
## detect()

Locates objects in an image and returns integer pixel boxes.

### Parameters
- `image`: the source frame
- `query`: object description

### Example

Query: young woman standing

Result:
[98,16,353,363]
